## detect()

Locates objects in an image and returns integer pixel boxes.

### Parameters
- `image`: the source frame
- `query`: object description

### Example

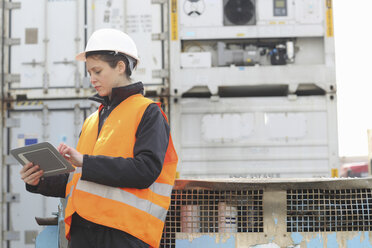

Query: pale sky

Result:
[334,1,372,157]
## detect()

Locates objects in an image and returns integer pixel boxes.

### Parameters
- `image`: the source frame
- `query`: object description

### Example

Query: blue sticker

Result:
[25,138,38,146]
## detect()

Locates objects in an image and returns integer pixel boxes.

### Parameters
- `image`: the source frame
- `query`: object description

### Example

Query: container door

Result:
[11,0,84,89]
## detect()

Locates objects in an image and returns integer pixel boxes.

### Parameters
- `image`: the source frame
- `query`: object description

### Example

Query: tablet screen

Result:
[23,148,66,172]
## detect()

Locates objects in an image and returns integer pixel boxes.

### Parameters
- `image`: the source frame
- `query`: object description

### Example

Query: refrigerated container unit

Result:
[171,0,336,95]
[169,0,338,178]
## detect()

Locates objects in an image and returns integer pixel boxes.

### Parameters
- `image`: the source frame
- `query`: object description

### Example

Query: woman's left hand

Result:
[58,143,83,167]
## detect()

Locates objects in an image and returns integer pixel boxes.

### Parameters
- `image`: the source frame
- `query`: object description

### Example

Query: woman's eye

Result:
[95,71,101,74]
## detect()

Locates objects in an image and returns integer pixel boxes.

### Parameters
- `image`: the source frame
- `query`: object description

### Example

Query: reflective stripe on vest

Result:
[67,168,81,184]
[65,185,74,202]
[150,182,173,197]
[76,180,168,222]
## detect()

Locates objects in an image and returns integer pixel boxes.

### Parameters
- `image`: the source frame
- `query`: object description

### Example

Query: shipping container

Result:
[9,0,165,93]
[172,94,338,178]
[5,99,98,248]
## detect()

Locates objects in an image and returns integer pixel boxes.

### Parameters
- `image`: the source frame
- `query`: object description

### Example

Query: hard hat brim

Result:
[75,50,140,69]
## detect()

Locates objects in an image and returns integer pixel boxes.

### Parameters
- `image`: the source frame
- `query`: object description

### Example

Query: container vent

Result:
[287,189,372,232]
[160,189,264,247]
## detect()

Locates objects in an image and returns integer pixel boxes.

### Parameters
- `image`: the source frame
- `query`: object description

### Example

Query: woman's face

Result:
[86,56,125,98]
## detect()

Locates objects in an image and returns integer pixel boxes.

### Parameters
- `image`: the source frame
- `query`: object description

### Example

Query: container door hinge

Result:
[1,2,21,10]
[152,32,168,41]
[152,0,167,4]
[152,69,169,78]
[4,193,20,203]
[5,118,20,128]
[0,73,21,83]
[3,231,20,241]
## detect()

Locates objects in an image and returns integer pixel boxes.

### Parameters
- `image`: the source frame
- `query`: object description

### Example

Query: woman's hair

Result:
[85,51,133,78]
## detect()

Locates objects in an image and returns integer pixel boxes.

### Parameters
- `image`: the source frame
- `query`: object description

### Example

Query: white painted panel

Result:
[264,113,307,139]
[11,0,83,88]
[48,0,82,88]
[11,0,45,88]
[201,114,254,142]
[295,0,323,24]
[173,96,338,178]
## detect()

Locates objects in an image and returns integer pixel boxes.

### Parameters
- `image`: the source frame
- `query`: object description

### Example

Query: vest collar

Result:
[88,82,144,108]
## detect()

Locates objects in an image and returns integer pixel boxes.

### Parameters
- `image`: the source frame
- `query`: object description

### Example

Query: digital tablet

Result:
[10,142,75,177]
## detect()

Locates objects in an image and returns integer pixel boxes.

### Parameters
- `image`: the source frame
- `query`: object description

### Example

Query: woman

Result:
[20,28,178,248]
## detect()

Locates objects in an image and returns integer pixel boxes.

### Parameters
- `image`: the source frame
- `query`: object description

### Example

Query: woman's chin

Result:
[97,91,108,97]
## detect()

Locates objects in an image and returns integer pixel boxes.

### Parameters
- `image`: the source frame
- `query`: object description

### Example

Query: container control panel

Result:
[273,0,287,16]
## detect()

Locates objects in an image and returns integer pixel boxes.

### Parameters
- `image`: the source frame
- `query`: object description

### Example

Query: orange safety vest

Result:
[64,94,178,247]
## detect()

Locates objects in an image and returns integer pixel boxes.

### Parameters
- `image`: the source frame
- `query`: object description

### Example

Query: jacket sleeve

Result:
[25,173,69,198]
[80,103,170,189]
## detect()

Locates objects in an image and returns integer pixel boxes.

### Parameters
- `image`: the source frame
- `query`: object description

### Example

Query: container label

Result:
[18,134,38,147]
[331,168,338,178]
[171,0,178,41]
[326,0,334,37]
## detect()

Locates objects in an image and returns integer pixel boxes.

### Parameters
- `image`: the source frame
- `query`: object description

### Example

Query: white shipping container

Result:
[171,95,338,179]
[6,99,98,248]
[10,0,163,90]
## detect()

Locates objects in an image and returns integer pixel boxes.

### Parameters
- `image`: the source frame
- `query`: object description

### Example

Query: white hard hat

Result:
[76,28,139,67]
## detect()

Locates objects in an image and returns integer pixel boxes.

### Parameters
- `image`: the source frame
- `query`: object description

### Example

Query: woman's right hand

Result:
[20,162,44,186]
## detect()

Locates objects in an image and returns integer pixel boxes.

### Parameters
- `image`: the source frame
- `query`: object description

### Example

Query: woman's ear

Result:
[117,61,126,75]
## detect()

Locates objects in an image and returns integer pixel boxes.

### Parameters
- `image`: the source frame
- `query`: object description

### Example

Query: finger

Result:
[61,145,69,156]
[25,170,43,184]
[20,164,38,178]
[63,146,71,157]
[20,162,33,174]
[21,165,40,180]
[57,143,63,153]
[58,143,67,154]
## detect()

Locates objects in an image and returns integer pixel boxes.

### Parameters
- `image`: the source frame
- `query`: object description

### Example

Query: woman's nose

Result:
[90,76,97,84]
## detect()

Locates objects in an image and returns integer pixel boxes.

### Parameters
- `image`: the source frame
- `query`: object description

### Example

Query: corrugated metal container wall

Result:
[174,95,338,178]
[10,0,162,90]
[6,1,165,247]
[8,100,98,248]
[11,0,84,88]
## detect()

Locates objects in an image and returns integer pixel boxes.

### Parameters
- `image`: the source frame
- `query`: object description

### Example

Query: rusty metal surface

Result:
[174,177,372,191]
